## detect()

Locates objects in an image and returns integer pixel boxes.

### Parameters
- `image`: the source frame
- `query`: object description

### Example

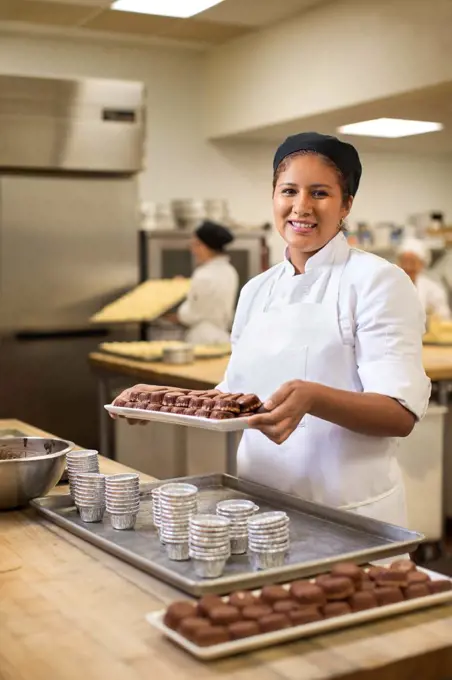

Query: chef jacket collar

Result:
[283,231,349,276]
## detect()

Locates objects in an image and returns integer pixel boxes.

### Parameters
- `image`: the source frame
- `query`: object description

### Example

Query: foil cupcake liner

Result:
[78,505,105,523]
[166,542,190,561]
[110,513,137,530]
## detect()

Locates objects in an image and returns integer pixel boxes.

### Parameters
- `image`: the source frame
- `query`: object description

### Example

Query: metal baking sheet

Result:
[31,473,424,596]
[105,404,250,432]
[146,567,452,660]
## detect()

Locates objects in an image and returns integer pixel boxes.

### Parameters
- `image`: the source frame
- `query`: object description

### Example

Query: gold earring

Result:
[338,218,344,229]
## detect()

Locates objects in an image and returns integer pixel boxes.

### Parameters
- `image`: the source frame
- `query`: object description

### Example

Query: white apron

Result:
[226,251,407,527]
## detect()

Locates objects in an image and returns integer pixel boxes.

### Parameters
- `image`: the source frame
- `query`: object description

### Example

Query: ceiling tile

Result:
[198,0,328,27]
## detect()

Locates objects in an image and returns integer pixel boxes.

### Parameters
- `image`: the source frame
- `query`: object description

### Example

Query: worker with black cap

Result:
[175,220,239,344]
[215,131,430,527]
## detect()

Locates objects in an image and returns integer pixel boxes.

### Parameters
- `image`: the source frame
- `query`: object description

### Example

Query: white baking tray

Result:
[105,404,250,432]
[145,568,452,660]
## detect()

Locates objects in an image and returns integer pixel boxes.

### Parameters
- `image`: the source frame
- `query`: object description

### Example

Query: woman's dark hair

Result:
[272,150,351,208]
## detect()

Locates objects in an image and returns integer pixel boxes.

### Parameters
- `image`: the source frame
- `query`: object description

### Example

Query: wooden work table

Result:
[2,419,452,680]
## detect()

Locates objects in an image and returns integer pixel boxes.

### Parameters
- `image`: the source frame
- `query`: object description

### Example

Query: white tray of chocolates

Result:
[146,561,452,660]
[105,386,263,432]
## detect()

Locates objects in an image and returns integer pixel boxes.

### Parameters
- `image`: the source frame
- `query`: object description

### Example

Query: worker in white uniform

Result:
[115,132,431,528]
[175,221,239,344]
[397,238,451,320]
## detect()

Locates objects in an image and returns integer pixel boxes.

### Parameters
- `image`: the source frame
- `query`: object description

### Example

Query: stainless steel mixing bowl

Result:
[0,437,74,510]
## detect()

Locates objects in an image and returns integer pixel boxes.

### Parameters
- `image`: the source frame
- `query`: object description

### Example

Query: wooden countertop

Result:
[2,419,452,679]
[89,345,452,388]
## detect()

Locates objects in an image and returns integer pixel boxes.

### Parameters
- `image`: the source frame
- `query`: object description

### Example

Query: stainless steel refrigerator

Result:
[0,74,146,448]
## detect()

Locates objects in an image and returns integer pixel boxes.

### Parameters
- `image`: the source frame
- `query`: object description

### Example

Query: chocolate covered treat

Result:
[374,587,404,606]
[407,571,430,585]
[319,577,355,601]
[258,613,290,633]
[403,583,430,600]
[150,391,167,404]
[146,403,161,411]
[189,397,206,409]
[159,406,172,413]
[178,617,211,640]
[289,606,323,625]
[228,620,260,640]
[290,582,326,606]
[208,605,241,625]
[210,410,235,420]
[242,604,273,620]
[323,602,352,618]
[162,392,186,406]
[389,559,416,574]
[331,563,364,586]
[113,397,127,407]
[192,625,230,647]
[212,398,241,414]
[273,600,300,614]
[367,566,387,581]
[175,395,192,407]
[348,591,378,611]
[428,579,452,594]
[194,409,211,418]
[261,585,291,604]
[228,591,259,609]
[164,601,197,630]
[237,394,263,412]
[197,594,224,617]
[170,406,186,414]
[376,570,408,588]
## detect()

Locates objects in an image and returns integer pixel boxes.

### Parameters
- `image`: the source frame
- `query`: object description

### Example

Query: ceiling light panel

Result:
[111,0,225,18]
[338,118,443,138]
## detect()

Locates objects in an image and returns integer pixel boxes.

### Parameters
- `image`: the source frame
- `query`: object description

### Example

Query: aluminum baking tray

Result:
[31,473,424,596]
[105,404,249,432]
[146,567,452,660]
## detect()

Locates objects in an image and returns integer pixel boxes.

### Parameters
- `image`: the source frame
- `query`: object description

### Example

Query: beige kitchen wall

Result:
[204,0,452,138]
[1,30,452,265]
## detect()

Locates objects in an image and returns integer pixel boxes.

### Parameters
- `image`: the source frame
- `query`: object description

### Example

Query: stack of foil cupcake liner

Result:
[159,483,198,561]
[216,498,259,554]
[189,514,231,578]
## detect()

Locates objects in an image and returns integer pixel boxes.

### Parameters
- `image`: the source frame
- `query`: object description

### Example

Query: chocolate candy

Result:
[403,584,429,600]
[210,410,235,420]
[145,403,161,411]
[194,409,211,418]
[170,406,186,414]
[407,571,430,585]
[389,559,416,574]
[159,406,172,413]
[197,595,224,617]
[273,600,300,614]
[208,605,241,625]
[192,625,230,647]
[113,398,127,407]
[323,602,352,618]
[162,392,186,406]
[213,398,241,414]
[175,395,192,407]
[374,587,404,606]
[261,585,291,604]
[428,579,452,594]
[319,577,355,600]
[331,563,363,586]
[289,606,323,625]
[242,604,273,620]
[228,620,260,639]
[237,394,263,412]
[164,601,197,630]
[178,616,210,640]
[348,591,377,611]
[289,582,326,606]
[150,391,167,404]
[228,591,259,609]
[258,613,290,633]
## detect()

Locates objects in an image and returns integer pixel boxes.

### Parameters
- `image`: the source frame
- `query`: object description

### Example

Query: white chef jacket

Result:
[219,234,430,420]
[177,255,239,344]
[416,273,451,320]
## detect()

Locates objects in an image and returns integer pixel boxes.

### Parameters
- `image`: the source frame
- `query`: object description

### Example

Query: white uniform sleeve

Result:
[177,271,211,327]
[354,264,431,419]
[427,279,451,320]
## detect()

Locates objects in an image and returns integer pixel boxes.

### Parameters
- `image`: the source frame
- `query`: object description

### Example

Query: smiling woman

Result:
[214,131,431,527]
[115,131,431,529]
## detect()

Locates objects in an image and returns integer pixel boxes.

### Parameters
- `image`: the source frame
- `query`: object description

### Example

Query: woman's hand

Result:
[248,380,315,444]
